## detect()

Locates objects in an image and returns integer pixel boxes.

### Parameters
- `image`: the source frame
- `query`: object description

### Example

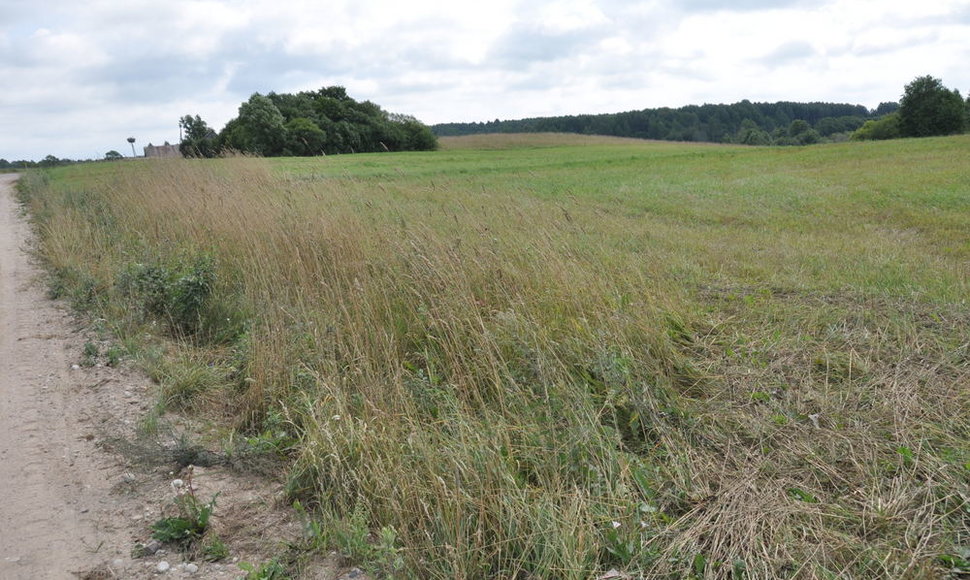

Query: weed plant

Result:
[239,558,291,580]
[150,467,219,553]
[17,135,970,578]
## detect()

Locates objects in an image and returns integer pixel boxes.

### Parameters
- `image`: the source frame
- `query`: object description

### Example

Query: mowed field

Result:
[19,134,969,578]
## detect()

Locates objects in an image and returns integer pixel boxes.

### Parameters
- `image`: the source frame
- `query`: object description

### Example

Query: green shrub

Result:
[117,254,232,340]
[851,113,901,140]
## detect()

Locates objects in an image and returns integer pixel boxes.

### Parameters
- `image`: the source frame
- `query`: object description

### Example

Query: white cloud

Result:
[533,0,611,32]
[0,0,968,160]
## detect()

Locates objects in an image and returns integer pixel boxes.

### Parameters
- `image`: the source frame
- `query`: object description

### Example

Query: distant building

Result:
[144,141,182,158]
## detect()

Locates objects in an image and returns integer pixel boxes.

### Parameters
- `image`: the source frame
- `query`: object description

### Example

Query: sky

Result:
[1,0,968,161]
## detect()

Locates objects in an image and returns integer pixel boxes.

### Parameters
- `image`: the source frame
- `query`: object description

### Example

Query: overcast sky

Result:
[1,0,968,161]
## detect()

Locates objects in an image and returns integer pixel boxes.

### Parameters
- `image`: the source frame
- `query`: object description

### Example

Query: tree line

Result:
[434,76,970,145]
[179,86,438,158]
[0,155,77,169]
[433,101,878,145]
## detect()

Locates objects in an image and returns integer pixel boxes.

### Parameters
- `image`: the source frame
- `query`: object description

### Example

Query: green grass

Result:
[278,135,968,299]
[16,134,970,578]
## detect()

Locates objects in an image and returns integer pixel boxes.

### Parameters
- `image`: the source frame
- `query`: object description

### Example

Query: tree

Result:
[284,117,327,156]
[237,94,287,155]
[213,86,436,156]
[104,150,124,161]
[898,75,965,137]
[402,118,438,150]
[788,119,811,138]
[873,102,899,116]
[179,115,217,157]
[217,118,250,152]
[736,119,770,145]
[39,154,61,168]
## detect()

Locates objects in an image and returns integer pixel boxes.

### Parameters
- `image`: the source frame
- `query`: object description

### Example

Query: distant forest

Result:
[433,100,901,146]
[0,155,67,169]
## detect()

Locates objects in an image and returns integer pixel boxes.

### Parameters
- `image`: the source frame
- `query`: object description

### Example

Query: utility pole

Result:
[127,137,136,157]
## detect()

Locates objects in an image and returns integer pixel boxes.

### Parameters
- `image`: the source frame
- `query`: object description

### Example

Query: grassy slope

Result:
[18,135,969,578]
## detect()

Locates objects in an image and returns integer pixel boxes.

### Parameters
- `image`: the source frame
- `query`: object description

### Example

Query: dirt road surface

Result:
[0,173,136,577]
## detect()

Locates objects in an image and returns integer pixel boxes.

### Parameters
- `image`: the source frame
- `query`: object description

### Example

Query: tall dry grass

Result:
[17,140,970,578]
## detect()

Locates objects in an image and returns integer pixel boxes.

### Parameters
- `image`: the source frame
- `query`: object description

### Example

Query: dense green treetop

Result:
[178,115,217,158]
[898,75,966,137]
[237,94,288,156]
[178,86,437,158]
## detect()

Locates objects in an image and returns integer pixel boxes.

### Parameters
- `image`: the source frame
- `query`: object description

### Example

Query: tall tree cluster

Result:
[897,75,966,137]
[179,87,437,158]
[854,75,967,141]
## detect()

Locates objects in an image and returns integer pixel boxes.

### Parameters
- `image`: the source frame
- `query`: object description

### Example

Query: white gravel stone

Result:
[157,560,170,573]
